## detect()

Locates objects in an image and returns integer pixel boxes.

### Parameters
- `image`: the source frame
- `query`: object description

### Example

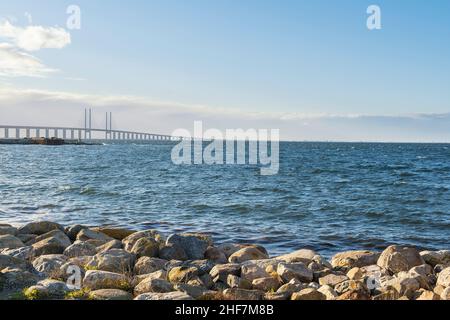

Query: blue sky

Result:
[0,1,449,141]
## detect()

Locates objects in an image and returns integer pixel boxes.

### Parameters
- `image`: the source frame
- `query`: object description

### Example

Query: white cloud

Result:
[0,88,449,142]
[0,20,70,51]
[0,43,57,77]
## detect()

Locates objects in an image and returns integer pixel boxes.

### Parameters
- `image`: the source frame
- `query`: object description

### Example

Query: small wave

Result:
[80,186,96,195]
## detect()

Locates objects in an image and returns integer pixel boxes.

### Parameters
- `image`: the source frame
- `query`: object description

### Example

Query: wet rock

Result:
[210,263,241,283]
[63,242,97,258]
[65,225,88,241]
[331,251,380,269]
[83,270,130,290]
[0,235,25,249]
[0,225,17,236]
[134,278,173,295]
[168,266,199,284]
[134,257,168,275]
[223,288,264,300]
[166,234,209,260]
[32,254,68,274]
[32,231,72,256]
[134,291,194,300]
[0,254,30,270]
[159,243,188,261]
[129,237,159,258]
[86,249,135,273]
[205,247,227,264]
[291,288,326,300]
[377,246,425,274]
[76,229,114,242]
[92,227,135,241]
[1,246,34,261]
[18,221,63,236]
[252,277,280,292]
[122,230,161,252]
[90,289,133,300]
[97,240,123,253]
[318,285,338,300]
[436,267,450,288]
[277,262,313,283]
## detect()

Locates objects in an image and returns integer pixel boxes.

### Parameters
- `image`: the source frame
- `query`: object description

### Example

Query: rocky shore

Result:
[1,221,449,301]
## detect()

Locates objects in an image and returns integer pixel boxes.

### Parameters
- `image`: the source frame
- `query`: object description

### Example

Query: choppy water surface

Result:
[0,142,449,257]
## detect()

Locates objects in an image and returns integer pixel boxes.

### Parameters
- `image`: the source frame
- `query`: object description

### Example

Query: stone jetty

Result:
[1,221,449,300]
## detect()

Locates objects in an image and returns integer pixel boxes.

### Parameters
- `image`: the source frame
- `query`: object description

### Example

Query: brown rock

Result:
[377,246,425,274]
[291,288,326,300]
[331,250,380,269]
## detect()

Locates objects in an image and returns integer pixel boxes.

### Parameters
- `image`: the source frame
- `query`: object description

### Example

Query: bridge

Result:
[0,109,183,143]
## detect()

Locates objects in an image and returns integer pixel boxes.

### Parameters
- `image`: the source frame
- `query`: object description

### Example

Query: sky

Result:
[0,0,449,142]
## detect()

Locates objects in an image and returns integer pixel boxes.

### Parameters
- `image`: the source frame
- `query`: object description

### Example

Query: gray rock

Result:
[420,250,450,267]
[0,254,30,270]
[229,247,269,263]
[1,246,34,261]
[83,270,130,290]
[223,288,264,300]
[76,229,114,242]
[168,266,199,284]
[291,288,326,300]
[122,230,161,252]
[275,249,317,264]
[318,274,349,287]
[97,240,123,253]
[134,257,168,275]
[0,268,39,295]
[32,254,68,274]
[159,243,188,261]
[134,291,194,300]
[134,278,174,295]
[205,247,227,264]
[252,277,280,291]
[32,231,72,256]
[276,278,308,294]
[18,221,63,235]
[209,263,241,283]
[129,237,159,258]
[277,262,313,283]
[0,234,25,249]
[90,289,133,300]
[63,242,97,258]
[174,283,214,299]
[86,249,135,273]
[0,226,17,236]
[65,225,88,241]
[166,234,209,260]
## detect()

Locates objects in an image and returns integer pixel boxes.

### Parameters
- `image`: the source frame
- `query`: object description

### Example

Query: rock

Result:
[17,234,37,244]
[377,246,425,274]
[1,246,34,261]
[291,288,326,300]
[97,240,123,253]
[409,264,433,276]
[174,283,214,299]
[86,249,135,273]
[228,247,269,264]
[210,263,241,283]
[129,237,159,258]
[83,270,130,290]
[437,267,450,288]
[132,270,167,287]
[420,250,450,267]
[122,230,161,251]
[319,274,348,287]
[277,262,313,283]
[276,278,308,294]
[159,243,188,261]
[68,256,93,268]
[134,291,194,300]
[227,275,252,289]
[166,234,209,260]
[331,251,380,269]
[18,221,63,235]
[318,285,338,300]
[0,268,39,295]
[32,254,68,274]
[217,243,243,258]
[85,239,109,247]
[76,229,114,242]
[37,279,71,297]
[0,226,17,236]
[90,289,133,300]
[92,227,135,240]
[275,249,317,264]
[65,225,88,241]
[347,267,363,280]
[168,267,199,283]
[390,277,420,298]
[205,247,227,264]
[63,242,97,258]
[441,287,450,300]
[252,277,280,291]
[134,277,173,295]
[0,254,30,270]
[0,235,25,249]
[416,290,440,300]
[337,289,370,300]
[134,257,168,275]
[223,288,264,300]
[241,260,276,282]
[32,231,72,256]
[264,292,290,300]
[373,288,400,300]
[334,280,368,295]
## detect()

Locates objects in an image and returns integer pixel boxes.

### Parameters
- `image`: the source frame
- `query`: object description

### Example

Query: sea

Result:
[0,142,449,257]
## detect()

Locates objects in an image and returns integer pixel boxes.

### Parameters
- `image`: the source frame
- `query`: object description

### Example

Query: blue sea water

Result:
[0,142,449,257]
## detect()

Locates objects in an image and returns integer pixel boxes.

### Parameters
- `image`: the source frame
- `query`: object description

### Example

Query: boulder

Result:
[318,274,348,287]
[205,247,227,264]
[134,278,174,295]
[132,270,167,287]
[18,221,63,235]
[318,285,338,300]
[347,267,364,280]
[32,254,68,274]
[1,246,34,261]
[217,243,244,258]
[83,270,130,290]
[252,277,280,291]
[159,243,188,261]
[223,288,264,300]
[420,250,450,267]
[168,267,199,284]
[97,240,123,253]
[0,268,39,295]
[331,250,380,269]
[166,234,209,260]
[17,234,37,244]
[227,275,252,290]
[436,267,450,288]
[0,226,17,236]
[277,262,313,283]
[90,289,133,300]
[241,260,277,282]
[229,247,269,263]
[122,230,161,251]
[416,290,440,300]
[129,237,159,258]
[276,278,308,294]
[36,279,71,298]
[76,229,114,242]
[32,231,71,256]
[174,283,213,299]
[65,225,88,241]
[86,249,135,273]
[0,254,30,270]
[441,287,450,300]
[337,289,370,300]
[134,291,194,300]
[92,227,135,240]
[377,246,425,274]
[63,241,97,258]
[275,249,317,264]
[210,263,241,283]
[134,257,168,275]
[0,235,25,249]
[334,280,368,295]
[291,288,326,300]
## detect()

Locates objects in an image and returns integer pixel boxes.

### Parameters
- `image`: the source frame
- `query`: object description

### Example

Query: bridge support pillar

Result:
[4,128,8,139]
[16,128,20,139]
[36,129,40,138]
[26,129,30,138]
[45,129,49,138]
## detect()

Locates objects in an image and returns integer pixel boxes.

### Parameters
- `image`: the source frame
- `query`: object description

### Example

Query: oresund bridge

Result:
[0,109,182,143]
